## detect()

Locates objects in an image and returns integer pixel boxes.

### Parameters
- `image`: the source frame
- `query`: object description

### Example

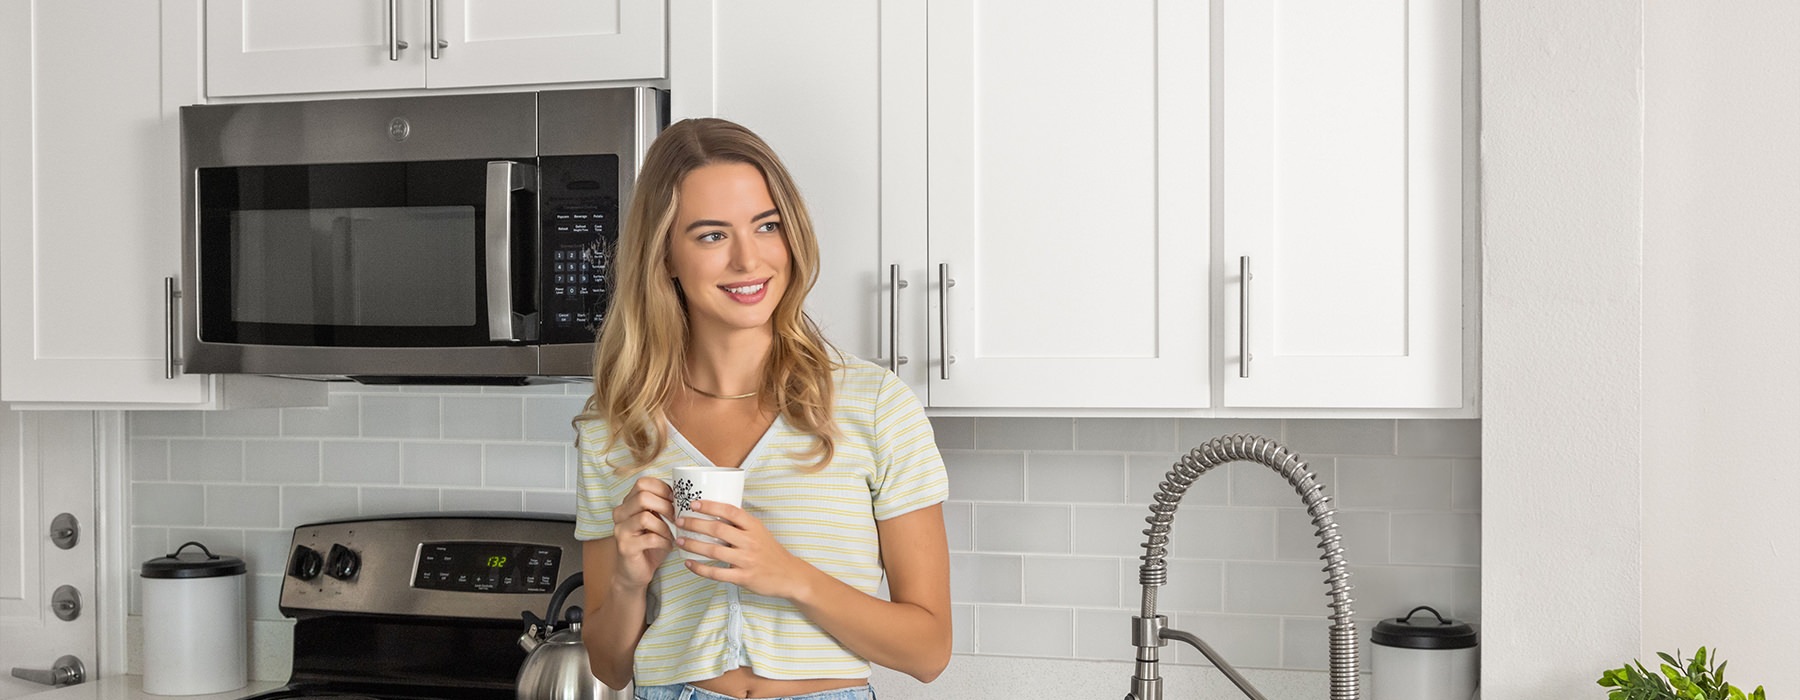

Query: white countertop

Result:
[22,677,283,700]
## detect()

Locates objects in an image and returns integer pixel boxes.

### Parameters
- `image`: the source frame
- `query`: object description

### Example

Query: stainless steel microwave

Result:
[179,88,665,384]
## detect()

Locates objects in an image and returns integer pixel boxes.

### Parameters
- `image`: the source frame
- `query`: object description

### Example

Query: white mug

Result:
[667,466,746,562]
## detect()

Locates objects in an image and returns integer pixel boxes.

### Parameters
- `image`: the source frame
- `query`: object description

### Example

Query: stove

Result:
[239,512,585,700]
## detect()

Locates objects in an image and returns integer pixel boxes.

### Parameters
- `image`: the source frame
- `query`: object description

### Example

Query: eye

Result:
[756,220,783,234]
[697,231,726,243]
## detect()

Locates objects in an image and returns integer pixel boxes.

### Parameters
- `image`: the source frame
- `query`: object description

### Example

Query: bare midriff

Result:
[689,667,866,698]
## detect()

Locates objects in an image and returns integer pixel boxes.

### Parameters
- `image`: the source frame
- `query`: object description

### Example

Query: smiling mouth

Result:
[723,281,766,295]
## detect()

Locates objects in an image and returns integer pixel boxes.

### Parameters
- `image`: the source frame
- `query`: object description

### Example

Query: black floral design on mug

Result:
[673,478,703,515]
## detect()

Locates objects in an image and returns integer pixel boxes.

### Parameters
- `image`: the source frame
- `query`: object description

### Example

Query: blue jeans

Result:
[635,683,875,700]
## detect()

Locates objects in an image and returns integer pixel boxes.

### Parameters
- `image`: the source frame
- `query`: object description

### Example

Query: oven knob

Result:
[324,544,361,581]
[287,545,324,580]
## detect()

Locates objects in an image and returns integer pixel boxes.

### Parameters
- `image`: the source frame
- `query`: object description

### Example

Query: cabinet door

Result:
[925,0,1210,408]
[2,0,323,409]
[1221,0,1463,408]
[3,0,214,404]
[428,0,664,88]
[207,0,425,97]
[671,0,929,394]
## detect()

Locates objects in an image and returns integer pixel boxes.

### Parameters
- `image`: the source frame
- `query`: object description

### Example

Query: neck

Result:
[684,324,775,397]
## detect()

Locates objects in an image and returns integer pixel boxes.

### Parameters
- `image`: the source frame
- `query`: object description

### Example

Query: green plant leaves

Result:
[1595,648,1765,700]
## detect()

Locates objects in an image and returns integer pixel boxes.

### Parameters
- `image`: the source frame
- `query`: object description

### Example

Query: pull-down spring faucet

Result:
[1126,435,1360,700]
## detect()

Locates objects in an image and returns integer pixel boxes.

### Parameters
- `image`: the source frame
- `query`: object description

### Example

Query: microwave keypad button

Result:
[555,313,573,325]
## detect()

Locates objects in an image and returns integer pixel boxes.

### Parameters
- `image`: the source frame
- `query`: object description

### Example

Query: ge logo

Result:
[387,117,411,142]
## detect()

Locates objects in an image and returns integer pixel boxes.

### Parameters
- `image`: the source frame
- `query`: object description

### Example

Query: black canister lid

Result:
[1371,605,1478,650]
[140,541,246,579]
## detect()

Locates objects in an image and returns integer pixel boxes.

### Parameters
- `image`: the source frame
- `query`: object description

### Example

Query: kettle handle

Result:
[542,571,584,631]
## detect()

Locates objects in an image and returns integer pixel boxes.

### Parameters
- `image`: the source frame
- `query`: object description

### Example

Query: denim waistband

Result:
[634,682,874,700]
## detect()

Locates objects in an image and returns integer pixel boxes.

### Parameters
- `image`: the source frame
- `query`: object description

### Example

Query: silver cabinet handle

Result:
[937,263,955,380]
[887,264,909,373]
[164,277,181,380]
[485,161,534,342]
[10,656,84,687]
[1239,256,1251,378]
[429,0,444,58]
[387,0,409,61]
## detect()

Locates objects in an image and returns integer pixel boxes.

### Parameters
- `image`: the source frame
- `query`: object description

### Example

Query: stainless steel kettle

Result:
[517,572,633,700]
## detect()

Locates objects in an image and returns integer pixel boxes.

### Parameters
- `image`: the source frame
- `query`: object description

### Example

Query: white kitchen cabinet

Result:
[924,0,1211,409]
[0,0,322,409]
[671,0,930,394]
[673,0,1469,414]
[674,0,1211,410]
[206,0,665,98]
[1220,0,1464,408]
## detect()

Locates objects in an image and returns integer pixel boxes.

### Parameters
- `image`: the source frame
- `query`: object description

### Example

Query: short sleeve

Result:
[869,370,949,521]
[574,422,617,541]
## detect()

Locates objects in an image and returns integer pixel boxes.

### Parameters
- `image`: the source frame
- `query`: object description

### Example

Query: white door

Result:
[1220,0,1464,408]
[207,0,426,97]
[925,0,1210,408]
[429,0,665,88]
[669,0,930,394]
[0,409,99,698]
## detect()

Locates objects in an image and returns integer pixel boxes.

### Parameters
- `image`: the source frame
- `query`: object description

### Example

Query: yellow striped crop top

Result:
[574,355,948,686]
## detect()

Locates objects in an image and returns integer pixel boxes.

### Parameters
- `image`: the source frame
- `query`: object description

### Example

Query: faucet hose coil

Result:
[1136,434,1360,700]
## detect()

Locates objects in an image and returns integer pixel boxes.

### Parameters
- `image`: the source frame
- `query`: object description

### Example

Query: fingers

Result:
[616,479,675,522]
[684,499,749,528]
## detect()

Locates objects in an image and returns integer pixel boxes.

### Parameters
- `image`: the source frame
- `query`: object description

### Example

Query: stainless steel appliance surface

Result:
[179,88,666,384]
[240,512,602,700]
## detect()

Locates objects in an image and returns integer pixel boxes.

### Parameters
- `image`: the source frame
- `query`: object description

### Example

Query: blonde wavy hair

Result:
[577,118,841,473]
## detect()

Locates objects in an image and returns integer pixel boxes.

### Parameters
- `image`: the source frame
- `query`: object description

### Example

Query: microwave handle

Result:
[486,161,534,342]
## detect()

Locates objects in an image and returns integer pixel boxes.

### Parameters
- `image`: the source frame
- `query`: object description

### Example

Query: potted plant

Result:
[1597,647,1766,700]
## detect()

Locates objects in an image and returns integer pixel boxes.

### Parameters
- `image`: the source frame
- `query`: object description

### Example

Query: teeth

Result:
[726,283,765,295]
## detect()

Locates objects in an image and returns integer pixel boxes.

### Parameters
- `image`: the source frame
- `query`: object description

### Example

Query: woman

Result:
[574,118,951,700]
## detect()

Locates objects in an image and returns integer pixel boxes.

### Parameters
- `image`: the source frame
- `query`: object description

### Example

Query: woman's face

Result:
[665,161,791,338]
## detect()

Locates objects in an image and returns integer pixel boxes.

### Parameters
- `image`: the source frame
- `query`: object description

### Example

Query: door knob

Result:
[49,512,79,550]
[10,655,85,687]
[50,585,81,621]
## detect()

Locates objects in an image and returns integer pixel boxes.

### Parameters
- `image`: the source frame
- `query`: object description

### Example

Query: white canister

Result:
[140,541,247,696]
[1370,605,1478,700]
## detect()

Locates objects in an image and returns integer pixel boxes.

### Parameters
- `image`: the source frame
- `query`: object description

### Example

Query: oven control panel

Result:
[280,513,580,621]
[412,541,561,593]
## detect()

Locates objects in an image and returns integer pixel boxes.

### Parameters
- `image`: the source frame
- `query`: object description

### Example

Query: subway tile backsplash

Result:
[126,384,1479,676]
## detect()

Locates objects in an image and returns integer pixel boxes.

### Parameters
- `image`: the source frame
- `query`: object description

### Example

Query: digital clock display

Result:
[411,541,561,594]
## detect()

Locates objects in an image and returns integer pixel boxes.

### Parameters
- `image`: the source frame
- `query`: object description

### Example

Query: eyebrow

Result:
[683,208,781,233]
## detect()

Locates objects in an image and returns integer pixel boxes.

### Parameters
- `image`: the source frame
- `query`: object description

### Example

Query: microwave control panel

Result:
[540,154,620,344]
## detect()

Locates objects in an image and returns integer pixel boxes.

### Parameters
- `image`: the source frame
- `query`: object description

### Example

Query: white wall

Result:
[1642,0,1800,689]
[1481,0,1644,697]
[1487,0,1800,696]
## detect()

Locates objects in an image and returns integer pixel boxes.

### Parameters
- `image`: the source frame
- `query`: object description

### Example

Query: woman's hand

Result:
[609,477,677,591]
[677,501,816,601]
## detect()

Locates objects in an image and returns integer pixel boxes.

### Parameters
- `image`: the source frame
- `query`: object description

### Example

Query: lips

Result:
[719,278,771,304]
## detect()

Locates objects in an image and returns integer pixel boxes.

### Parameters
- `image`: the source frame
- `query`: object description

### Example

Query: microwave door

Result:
[188,158,541,378]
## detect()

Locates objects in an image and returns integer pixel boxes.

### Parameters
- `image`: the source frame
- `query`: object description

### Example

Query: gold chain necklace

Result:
[684,379,758,400]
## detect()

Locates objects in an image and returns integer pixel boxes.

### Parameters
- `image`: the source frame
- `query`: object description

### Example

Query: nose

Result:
[727,231,755,271]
